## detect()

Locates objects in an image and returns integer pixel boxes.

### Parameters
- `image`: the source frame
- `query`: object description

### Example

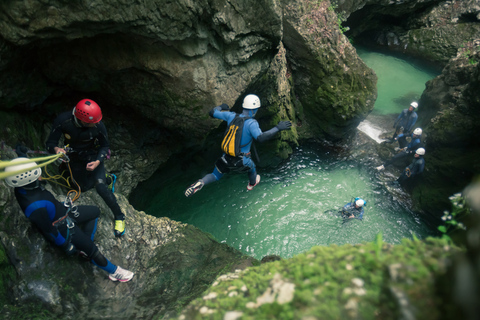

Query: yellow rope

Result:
[0,154,63,180]
[42,160,82,202]
[1,149,81,202]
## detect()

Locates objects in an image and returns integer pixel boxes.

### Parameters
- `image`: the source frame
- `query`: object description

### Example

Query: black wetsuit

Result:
[46,111,124,220]
[384,134,423,167]
[393,109,418,139]
[14,182,116,273]
[398,156,425,185]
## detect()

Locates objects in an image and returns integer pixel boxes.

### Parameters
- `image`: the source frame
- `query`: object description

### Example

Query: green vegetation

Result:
[437,193,469,243]
[178,237,460,319]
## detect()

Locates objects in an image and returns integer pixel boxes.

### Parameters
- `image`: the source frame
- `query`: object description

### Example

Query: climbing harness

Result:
[405,167,411,178]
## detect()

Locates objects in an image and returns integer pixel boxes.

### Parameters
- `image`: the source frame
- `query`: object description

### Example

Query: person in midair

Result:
[185,94,292,197]
[3,158,134,282]
[46,99,126,237]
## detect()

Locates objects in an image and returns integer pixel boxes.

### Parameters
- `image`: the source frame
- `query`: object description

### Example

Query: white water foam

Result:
[357,120,386,143]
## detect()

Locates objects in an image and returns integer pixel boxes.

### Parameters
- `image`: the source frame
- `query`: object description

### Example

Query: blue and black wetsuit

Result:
[202,106,281,186]
[398,156,425,185]
[393,109,418,138]
[14,182,117,273]
[341,202,364,220]
[384,134,423,167]
[46,111,124,220]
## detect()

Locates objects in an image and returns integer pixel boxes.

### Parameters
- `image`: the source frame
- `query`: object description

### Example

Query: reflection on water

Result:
[134,144,434,260]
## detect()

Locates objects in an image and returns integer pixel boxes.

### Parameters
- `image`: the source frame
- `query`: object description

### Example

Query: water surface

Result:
[356,47,440,115]
[131,48,439,260]
[132,145,433,260]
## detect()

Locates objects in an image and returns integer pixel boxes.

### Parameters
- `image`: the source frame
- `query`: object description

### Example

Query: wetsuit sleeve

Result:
[394,113,403,126]
[28,208,67,246]
[95,122,110,163]
[357,208,364,220]
[46,115,65,154]
[209,104,230,118]
[256,126,280,143]
[210,109,236,124]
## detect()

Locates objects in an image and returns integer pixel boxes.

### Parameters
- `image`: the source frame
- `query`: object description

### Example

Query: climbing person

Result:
[3,158,134,282]
[397,148,425,187]
[376,128,423,171]
[46,99,126,237]
[386,101,419,141]
[184,94,292,197]
[341,198,365,220]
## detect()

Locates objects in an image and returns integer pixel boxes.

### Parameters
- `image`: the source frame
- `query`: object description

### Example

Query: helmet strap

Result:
[21,180,43,190]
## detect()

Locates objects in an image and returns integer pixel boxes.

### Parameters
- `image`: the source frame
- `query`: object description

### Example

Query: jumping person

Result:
[397,148,425,186]
[377,128,423,171]
[341,198,365,220]
[185,94,292,197]
[388,102,419,141]
[4,158,134,282]
[46,99,126,237]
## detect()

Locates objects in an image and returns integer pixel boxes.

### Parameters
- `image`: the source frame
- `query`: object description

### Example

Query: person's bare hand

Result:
[86,160,100,171]
[54,147,66,154]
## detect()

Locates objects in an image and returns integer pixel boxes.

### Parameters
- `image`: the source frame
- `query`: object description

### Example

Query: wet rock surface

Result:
[339,0,480,65]
[0,164,256,319]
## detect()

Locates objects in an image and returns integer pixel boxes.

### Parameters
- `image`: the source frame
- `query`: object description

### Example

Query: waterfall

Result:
[357,119,386,143]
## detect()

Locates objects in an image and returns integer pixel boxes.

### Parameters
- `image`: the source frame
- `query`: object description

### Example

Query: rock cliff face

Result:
[0,167,255,319]
[414,42,480,216]
[338,0,480,65]
[0,0,377,318]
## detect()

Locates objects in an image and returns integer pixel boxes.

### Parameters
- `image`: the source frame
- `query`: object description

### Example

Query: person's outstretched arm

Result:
[256,121,292,143]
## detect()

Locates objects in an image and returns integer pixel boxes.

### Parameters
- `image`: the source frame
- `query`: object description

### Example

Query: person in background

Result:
[397,148,425,187]
[377,128,423,171]
[341,198,365,220]
[185,94,292,197]
[3,158,134,282]
[46,99,126,237]
[387,101,419,141]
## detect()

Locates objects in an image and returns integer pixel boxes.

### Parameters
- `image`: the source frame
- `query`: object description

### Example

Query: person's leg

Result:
[243,157,260,189]
[68,159,90,190]
[89,247,134,282]
[185,157,226,197]
[397,136,408,149]
[92,162,125,236]
[74,205,100,241]
[385,151,408,167]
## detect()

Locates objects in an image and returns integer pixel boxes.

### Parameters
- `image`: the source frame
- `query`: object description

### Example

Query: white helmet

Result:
[4,158,42,187]
[410,102,418,109]
[355,199,365,207]
[242,94,261,109]
[413,128,422,135]
[416,148,425,156]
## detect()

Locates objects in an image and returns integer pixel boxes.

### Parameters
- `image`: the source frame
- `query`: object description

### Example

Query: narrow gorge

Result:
[0,0,479,319]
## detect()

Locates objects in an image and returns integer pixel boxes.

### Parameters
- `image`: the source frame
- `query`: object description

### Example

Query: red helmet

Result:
[74,99,102,123]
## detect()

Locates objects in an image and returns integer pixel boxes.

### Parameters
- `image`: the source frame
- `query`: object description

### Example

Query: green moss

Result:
[178,237,461,320]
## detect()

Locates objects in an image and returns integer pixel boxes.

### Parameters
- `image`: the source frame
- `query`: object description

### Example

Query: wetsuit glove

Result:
[219,103,230,110]
[61,242,77,256]
[276,121,292,131]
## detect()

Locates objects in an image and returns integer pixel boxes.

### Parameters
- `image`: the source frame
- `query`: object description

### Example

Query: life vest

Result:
[221,115,250,157]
